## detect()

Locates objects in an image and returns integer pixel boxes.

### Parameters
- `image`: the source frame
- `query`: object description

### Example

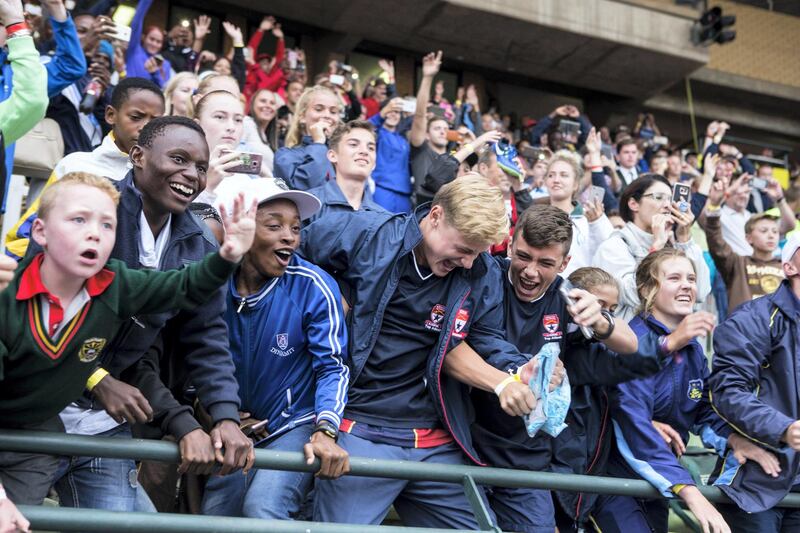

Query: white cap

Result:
[782,233,800,264]
[213,176,321,221]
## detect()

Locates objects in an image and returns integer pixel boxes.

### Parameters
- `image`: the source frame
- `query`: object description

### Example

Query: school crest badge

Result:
[452,308,470,339]
[687,379,704,401]
[542,314,562,341]
[78,338,106,363]
[425,304,447,332]
[276,333,289,351]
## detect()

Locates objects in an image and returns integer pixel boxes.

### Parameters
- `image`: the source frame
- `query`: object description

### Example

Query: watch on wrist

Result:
[313,420,339,442]
[593,309,615,340]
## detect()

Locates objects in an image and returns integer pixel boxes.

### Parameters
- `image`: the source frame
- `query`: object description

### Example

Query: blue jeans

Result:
[54,424,154,512]
[314,432,494,528]
[202,424,314,519]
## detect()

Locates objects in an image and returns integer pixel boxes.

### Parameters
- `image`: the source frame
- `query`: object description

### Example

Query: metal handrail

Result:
[2,430,800,532]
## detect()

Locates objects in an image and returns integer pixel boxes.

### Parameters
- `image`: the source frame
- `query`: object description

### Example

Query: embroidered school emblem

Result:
[452,308,470,339]
[425,304,446,332]
[78,338,106,363]
[687,379,704,401]
[276,333,289,351]
[542,314,563,341]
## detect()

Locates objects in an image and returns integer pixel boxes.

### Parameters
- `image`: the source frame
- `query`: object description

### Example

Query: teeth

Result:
[275,250,292,259]
[170,183,194,196]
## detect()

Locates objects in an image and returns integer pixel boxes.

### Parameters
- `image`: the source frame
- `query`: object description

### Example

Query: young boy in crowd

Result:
[202,178,351,520]
[305,120,385,224]
[704,180,784,310]
[0,172,256,507]
[5,77,165,258]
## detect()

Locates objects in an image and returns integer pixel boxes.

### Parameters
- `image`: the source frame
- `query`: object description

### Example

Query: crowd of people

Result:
[1,0,800,532]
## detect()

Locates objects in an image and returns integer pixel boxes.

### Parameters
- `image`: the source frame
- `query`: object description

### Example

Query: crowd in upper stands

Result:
[1,1,800,532]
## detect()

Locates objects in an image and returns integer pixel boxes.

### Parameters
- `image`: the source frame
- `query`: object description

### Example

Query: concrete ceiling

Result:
[226,0,708,99]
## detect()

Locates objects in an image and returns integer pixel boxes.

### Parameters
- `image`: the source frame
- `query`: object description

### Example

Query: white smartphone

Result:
[112,24,132,43]
[329,74,345,86]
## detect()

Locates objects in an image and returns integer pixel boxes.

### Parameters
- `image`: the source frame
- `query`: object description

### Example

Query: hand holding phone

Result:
[672,183,691,212]
[226,152,264,175]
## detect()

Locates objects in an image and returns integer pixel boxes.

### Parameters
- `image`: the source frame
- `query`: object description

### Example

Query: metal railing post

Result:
[461,474,500,532]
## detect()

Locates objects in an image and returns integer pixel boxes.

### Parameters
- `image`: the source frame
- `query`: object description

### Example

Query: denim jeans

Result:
[53,424,154,512]
[202,423,314,519]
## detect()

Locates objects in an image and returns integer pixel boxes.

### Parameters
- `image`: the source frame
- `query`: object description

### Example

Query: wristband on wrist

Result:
[494,373,521,397]
[590,165,603,172]
[0,485,6,500]
[5,21,28,34]
[593,309,615,340]
[86,368,109,391]
[672,483,687,495]
[705,203,721,212]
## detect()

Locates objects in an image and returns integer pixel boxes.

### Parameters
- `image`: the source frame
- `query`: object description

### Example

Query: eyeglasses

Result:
[641,192,671,203]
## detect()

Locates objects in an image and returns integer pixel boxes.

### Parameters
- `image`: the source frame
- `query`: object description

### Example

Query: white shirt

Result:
[138,212,172,269]
[720,205,753,256]
[619,166,638,186]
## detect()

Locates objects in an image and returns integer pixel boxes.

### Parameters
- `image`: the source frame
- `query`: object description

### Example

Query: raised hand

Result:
[666,312,716,352]
[650,213,673,250]
[272,23,284,40]
[764,177,785,201]
[259,16,275,32]
[378,58,395,81]
[421,50,442,78]
[585,127,601,154]
[0,0,24,25]
[221,21,243,47]
[474,129,503,148]
[0,255,17,292]
[193,15,212,41]
[668,202,695,243]
[707,179,726,208]
[218,192,258,263]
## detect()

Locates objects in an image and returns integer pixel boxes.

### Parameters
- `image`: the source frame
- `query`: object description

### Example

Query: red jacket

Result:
[244,31,286,105]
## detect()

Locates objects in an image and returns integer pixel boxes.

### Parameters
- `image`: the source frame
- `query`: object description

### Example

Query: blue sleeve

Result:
[611,376,696,496]
[709,305,795,448]
[45,16,87,97]
[700,143,719,173]
[529,115,552,146]
[274,144,330,191]
[369,113,384,129]
[739,155,756,175]
[591,170,618,211]
[128,0,154,57]
[304,268,350,427]
[577,114,593,148]
[564,332,660,387]
[299,211,384,274]
[691,192,707,220]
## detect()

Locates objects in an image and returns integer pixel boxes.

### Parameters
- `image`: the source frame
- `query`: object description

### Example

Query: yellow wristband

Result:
[463,142,475,154]
[494,373,522,397]
[705,203,721,212]
[86,368,109,392]
[672,484,687,495]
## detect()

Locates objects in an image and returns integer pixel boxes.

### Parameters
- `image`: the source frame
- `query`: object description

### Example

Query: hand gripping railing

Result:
[2,430,799,532]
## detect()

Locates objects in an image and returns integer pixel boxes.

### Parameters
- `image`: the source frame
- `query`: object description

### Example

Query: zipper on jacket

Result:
[576,390,610,520]
[131,316,145,328]
[236,297,246,313]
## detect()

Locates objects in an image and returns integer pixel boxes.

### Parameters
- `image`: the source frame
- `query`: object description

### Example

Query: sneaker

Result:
[493,140,523,179]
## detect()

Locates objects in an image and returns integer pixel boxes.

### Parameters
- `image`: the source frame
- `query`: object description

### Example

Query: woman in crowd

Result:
[164,71,198,117]
[545,149,614,277]
[592,248,774,533]
[192,90,262,205]
[593,174,710,320]
[241,88,285,173]
[126,0,171,87]
[273,85,340,190]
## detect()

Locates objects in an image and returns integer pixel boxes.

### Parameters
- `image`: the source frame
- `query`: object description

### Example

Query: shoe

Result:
[493,140,523,179]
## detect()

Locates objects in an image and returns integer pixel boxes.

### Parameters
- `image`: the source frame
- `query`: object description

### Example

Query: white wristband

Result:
[0,485,7,500]
[493,374,521,397]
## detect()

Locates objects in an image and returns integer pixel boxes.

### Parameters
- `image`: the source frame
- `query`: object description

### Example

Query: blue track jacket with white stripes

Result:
[224,254,349,438]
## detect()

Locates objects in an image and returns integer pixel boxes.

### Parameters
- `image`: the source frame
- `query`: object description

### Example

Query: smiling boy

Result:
[0,171,256,508]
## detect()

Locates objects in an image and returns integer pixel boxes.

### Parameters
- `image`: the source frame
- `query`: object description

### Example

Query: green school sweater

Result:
[0,251,237,427]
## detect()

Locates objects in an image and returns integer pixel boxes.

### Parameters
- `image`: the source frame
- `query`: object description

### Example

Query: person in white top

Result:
[545,144,613,278]
[240,88,284,175]
[593,174,710,320]
[192,90,271,205]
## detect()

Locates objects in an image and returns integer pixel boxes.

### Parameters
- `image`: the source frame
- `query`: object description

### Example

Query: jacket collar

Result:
[770,280,800,321]
[114,172,207,266]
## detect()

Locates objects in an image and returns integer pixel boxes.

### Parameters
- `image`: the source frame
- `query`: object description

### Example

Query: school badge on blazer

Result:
[78,338,107,363]
[687,379,703,401]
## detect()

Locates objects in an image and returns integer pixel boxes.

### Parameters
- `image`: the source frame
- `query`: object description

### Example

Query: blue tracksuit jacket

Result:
[300,205,529,464]
[225,254,349,438]
[609,314,731,496]
[273,136,335,191]
[709,280,800,512]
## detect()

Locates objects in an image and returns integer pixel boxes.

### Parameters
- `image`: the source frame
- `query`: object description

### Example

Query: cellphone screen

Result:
[672,183,691,211]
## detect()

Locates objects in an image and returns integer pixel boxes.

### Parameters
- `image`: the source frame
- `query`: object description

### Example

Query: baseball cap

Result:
[213,176,321,221]
[782,233,800,264]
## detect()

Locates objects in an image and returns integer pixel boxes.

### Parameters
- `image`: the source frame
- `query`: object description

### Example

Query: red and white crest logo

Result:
[543,314,559,333]
[425,304,447,332]
[454,309,469,333]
